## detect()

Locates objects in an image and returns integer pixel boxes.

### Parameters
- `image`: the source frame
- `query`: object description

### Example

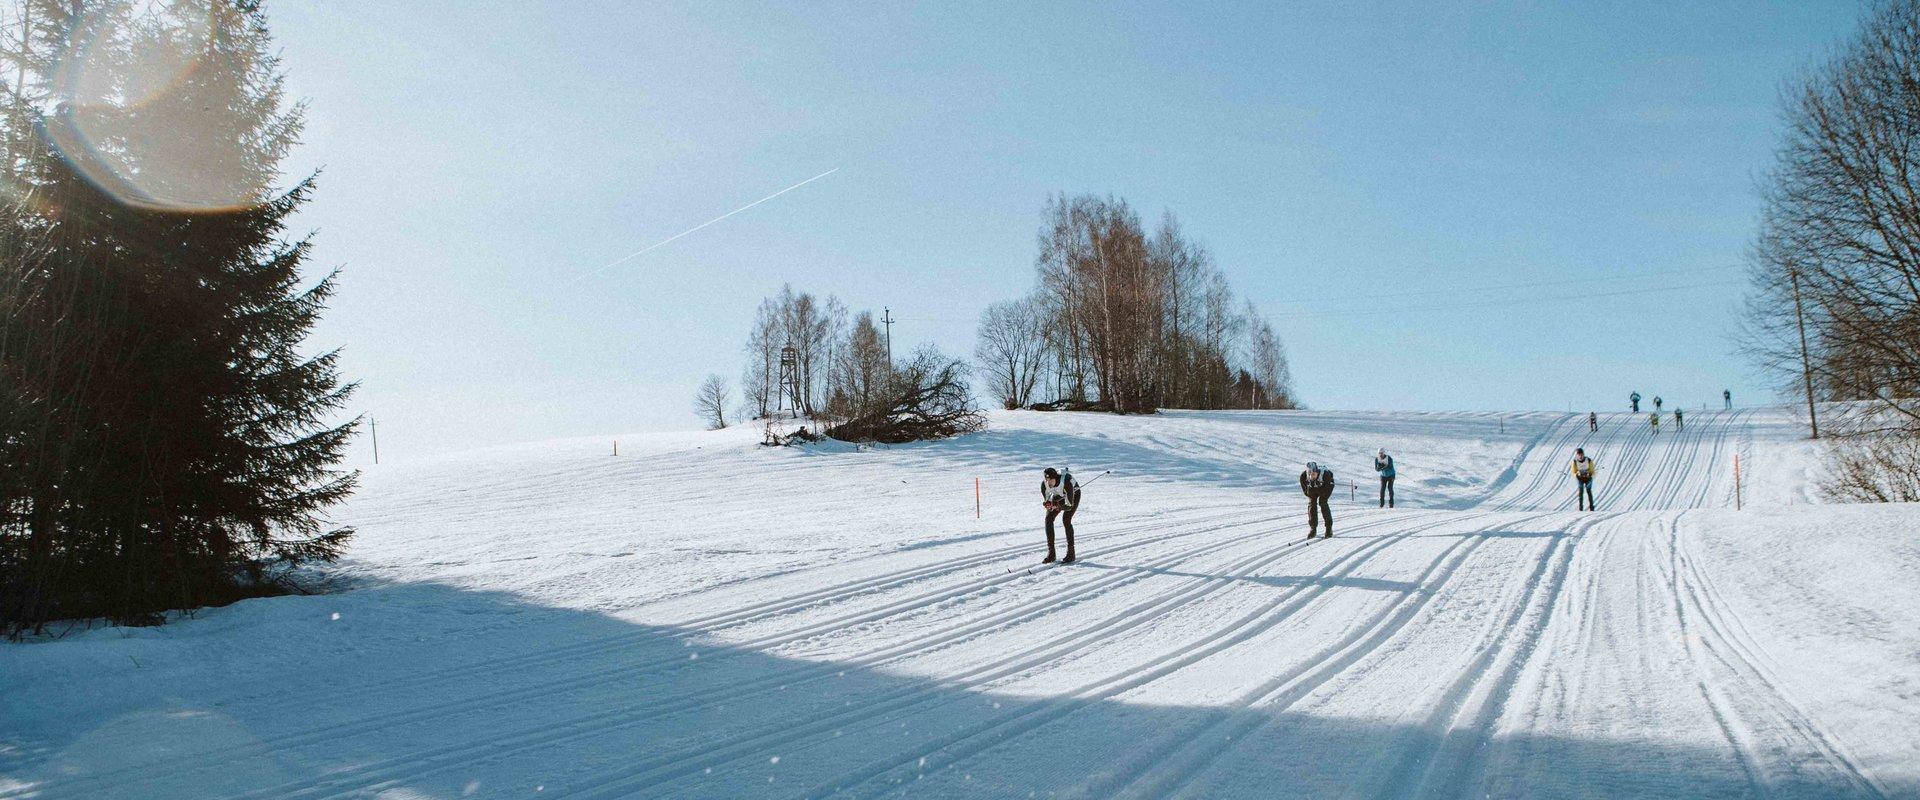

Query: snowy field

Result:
[2,408,1916,799]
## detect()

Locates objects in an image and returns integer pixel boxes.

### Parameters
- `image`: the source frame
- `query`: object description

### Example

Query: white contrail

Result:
[575,167,839,283]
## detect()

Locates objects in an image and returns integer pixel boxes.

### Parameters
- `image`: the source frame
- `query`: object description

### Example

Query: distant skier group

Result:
[1033,389,1741,560]
[1620,389,1725,435]
[1037,447,1404,561]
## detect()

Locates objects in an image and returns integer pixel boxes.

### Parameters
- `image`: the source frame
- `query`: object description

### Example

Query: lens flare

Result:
[43,3,278,213]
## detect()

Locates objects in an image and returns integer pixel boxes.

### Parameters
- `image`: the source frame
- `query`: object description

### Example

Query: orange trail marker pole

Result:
[975,478,981,519]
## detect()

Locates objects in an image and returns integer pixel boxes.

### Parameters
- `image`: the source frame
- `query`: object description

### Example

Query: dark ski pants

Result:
[1576,478,1596,511]
[1045,506,1076,557]
[1307,495,1333,536]
[1589,419,1598,432]
[1379,477,1395,508]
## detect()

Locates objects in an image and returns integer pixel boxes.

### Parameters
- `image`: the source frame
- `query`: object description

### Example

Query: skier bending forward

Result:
[1571,448,1598,511]
[1301,461,1336,539]
[1374,449,1396,508]
[1041,467,1080,564]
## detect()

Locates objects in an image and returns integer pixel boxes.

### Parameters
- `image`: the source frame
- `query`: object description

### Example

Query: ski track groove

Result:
[1658,512,1773,798]
[1390,514,1598,800]
[1665,512,1889,799]
[554,514,1481,800]
[213,512,1435,800]
[1085,513,1558,800]
[17,409,1854,800]
[26,505,1275,800]
[823,512,1551,800]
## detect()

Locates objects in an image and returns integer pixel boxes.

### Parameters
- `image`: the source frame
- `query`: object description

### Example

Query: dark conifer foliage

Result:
[1,0,356,634]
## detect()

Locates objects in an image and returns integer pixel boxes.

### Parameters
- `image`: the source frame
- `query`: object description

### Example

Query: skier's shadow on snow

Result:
[1074,561,1421,593]
[896,427,1297,489]
[6,577,1898,800]
[1446,528,1566,539]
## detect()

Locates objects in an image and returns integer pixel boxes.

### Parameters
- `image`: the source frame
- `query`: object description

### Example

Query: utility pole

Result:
[370,418,379,465]
[881,307,894,365]
[1790,268,1820,439]
[881,307,896,394]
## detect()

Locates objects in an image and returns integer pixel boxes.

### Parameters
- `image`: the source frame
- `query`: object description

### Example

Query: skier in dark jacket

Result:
[1300,462,1336,538]
[1373,449,1396,508]
[1040,467,1080,564]
[1724,389,1732,410]
[1675,408,1684,432]
[1588,411,1598,432]
[1631,391,1641,413]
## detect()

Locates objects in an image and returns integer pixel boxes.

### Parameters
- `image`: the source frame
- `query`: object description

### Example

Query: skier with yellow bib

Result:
[1570,448,1598,510]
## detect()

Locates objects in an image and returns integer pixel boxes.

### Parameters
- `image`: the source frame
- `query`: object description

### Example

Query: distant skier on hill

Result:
[1571,448,1598,510]
[1724,389,1732,410]
[1040,467,1080,564]
[1654,396,1664,412]
[1631,391,1641,413]
[1300,462,1336,538]
[1588,412,1598,432]
[1649,412,1660,435]
[1675,408,1684,432]
[1374,449,1396,508]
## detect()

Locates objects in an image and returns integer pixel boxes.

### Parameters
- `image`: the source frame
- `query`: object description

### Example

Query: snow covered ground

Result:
[2,407,1915,799]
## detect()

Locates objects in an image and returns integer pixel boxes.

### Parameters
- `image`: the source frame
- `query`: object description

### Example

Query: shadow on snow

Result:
[0,577,1894,800]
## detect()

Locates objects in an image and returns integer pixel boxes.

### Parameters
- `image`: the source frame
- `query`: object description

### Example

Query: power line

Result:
[1275,264,1738,306]
[1278,279,1737,319]
[890,278,1740,325]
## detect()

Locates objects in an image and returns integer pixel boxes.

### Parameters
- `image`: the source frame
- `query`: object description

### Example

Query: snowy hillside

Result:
[2,408,1915,799]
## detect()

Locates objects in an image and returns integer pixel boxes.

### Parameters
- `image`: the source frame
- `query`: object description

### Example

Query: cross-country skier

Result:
[1654,396,1664,412]
[1631,391,1641,413]
[1374,449,1396,508]
[1570,448,1598,510]
[1675,408,1684,431]
[1300,461,1336,538]
[1724,389,1732,410]
[1649,412,1660,435]
[1040,467,1080,564]
[1588,411,1598,432]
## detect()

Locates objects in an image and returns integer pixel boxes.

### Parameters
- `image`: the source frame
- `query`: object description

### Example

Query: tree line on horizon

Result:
[1745,0,1920,502]
[706,194,1298,440]
[976,194,1295,414]
[698,284,981,444]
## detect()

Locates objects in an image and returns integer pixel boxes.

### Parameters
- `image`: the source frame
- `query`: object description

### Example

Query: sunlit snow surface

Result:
[2,408,1914,799]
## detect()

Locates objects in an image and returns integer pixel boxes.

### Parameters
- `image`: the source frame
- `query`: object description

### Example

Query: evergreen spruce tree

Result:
[1,0,355,632]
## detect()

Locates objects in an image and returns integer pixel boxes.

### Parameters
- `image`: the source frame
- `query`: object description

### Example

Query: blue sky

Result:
[269,2,1862,461]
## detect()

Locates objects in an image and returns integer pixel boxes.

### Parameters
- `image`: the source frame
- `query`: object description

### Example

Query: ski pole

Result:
[1076,470,1113,488]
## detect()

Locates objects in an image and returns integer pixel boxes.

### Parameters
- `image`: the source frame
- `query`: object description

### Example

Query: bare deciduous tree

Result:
[741,296,781,419]
[695,374,730,429]
[1025,195,1295,413]
[829,311,892,419]
[974,295,1048,408]
[1745,0,1920,499]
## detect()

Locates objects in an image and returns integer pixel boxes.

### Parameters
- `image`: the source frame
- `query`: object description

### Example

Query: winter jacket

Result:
[1571,457,1596,481]
[1041,474,1079,509]
[1374,455,1395,479]
[1300,469,1336,498]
